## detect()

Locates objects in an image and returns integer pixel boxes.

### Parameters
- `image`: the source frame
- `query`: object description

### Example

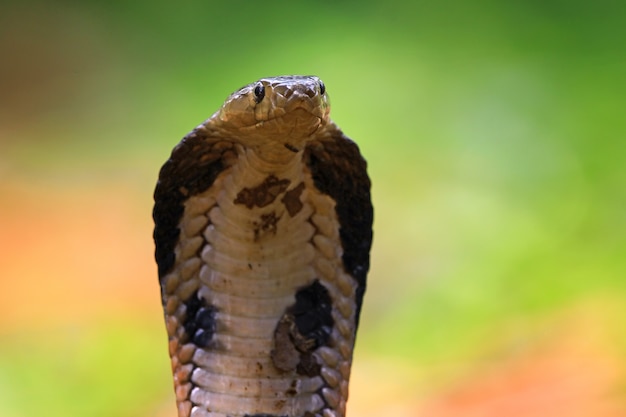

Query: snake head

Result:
[211,75,331,146]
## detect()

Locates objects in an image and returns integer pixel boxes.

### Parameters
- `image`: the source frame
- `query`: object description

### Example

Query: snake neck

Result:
[234,141,304,171]
[212,113,326,165]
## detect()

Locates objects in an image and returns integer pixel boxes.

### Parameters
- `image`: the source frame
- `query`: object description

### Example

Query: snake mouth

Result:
[248,107,325,138]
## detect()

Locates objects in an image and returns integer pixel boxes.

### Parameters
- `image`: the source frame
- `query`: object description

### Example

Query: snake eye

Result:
[319,81,326,95]
[253,83,265,103]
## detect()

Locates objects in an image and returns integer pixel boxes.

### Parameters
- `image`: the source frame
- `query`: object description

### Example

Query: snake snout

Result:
[279,87,317,102]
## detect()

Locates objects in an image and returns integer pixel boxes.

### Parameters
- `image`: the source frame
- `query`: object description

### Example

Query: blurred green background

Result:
[1,1,625,416]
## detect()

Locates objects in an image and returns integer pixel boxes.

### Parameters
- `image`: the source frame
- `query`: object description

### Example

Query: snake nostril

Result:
[305,88,317,98]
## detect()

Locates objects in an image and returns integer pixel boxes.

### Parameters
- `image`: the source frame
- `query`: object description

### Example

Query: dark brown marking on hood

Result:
[153,129,235,285]
[254,211,279,241]
[271,280,333,376]
[281,182,305,217]
[182,290,218,348]
[304,127,373,330]
[234,175,291,209]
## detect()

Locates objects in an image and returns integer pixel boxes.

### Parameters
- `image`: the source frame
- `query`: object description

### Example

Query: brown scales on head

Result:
[153,75,372,417]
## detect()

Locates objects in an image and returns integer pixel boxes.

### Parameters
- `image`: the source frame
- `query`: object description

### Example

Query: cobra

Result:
[153,75,373,417]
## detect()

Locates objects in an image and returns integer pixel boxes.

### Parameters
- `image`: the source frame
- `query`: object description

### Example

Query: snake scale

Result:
[153,75,373,417]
